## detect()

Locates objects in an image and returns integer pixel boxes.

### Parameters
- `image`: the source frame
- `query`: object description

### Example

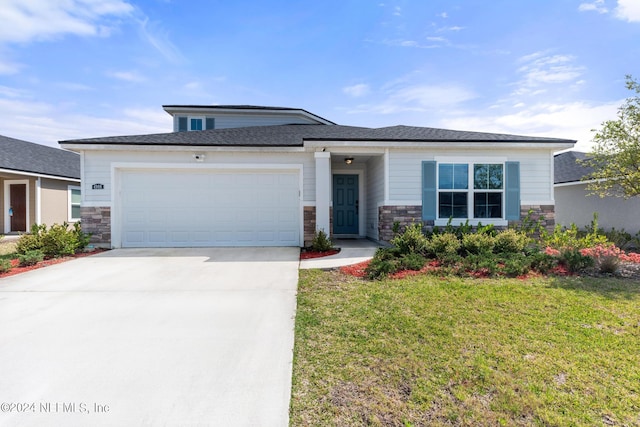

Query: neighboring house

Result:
[1,134,81,234]
[554,151,640,234]
[60,105,575,248]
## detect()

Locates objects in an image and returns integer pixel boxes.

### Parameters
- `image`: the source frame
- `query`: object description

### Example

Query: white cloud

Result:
[615,0,640,22]
[439,100,621,151]
[343,83,371,98]
[513,53,584,96]
[0,97,171,147]
[0,58,23,74]
[137,17,184,63]
[107,70,146,82]
[348,83,476,115]
[439,12,448,18]
[0,0,134,44]
[578,0,608,14]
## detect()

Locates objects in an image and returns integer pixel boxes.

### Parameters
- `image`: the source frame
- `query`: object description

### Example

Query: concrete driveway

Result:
[0,248,299,427]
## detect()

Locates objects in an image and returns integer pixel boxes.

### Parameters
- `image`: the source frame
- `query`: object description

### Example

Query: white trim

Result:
[306,140,575,150]
[434,155,508,163]
[61,143,307,153]
[302,201,316,207]
[36,177,41,225]
[0,167,80,182]
[521,200,555,205]
[332,168,366,237]
[384,200,422,206]
[384,148,390,202]
[554,180,593,188]
[81,201,112,208]
[434,219,508,227]
[68,185,81,222]
[110,162,304,248]
[3,179,30,233]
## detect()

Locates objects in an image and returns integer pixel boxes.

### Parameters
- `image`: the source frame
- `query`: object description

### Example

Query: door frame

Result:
[4,179,30,233]
[331,169,365,237]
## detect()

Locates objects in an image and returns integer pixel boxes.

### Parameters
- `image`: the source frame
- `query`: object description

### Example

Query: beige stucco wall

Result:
[41,178,77,226]
[555,183,640,234]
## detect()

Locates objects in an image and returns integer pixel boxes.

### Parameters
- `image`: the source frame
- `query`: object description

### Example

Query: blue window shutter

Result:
[205,118,215,130]
[505,161,520,220]
[178,117,188,132]
[422,161,437,220]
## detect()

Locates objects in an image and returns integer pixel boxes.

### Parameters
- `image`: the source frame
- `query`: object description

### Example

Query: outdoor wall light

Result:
[344,157,354,165]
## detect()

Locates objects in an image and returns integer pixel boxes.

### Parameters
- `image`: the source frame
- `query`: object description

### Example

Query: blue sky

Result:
[0,0,638,150]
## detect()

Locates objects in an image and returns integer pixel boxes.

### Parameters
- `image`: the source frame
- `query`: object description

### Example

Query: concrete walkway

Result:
[0,248,299,427]
[299,239,381,269]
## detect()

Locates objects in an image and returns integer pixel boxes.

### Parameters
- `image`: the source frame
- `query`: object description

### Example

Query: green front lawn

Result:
[290,270,640,426]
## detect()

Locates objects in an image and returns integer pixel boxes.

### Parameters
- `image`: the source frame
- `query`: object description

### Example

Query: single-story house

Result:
[555,151,640,234]
[60,105,575,248]
[1,134,81,234]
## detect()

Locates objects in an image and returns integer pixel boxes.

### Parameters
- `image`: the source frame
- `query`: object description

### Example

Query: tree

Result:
[581,75,640,198]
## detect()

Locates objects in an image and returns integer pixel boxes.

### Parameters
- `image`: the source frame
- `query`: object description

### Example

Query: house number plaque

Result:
[92,184,104,190]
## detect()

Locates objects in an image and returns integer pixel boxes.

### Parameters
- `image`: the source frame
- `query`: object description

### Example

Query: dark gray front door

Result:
[333,174,358,234]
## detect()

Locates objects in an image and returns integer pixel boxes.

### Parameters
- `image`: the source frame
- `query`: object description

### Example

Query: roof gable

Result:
[0,134,80,179]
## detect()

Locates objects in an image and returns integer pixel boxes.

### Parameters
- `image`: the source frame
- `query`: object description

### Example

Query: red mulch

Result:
[339,260,370,277]
[300,249,340,260]
[0,249,108,278]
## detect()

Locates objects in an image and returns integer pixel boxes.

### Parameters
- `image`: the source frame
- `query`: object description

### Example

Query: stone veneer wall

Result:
[511,205,555,232]
[378,204,556,243]
[80,206,111,247]
[378,205,423,243]
[303,206,333,247]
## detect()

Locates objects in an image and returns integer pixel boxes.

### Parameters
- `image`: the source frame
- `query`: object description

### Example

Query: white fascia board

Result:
[0,167,80,182]
[554,180,593,187]
[305,140,575,150]
[59,144,306,153]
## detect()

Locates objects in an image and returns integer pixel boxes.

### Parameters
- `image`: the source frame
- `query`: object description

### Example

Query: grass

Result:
[290,270,640,426]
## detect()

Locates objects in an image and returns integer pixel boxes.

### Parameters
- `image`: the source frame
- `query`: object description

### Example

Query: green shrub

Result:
[512,208,546,237]
[501,253,531,277]
[310,229,333,252]
[390,222,429,255]
[461,233,495,255]
[18,250,44,266]
[462,253,498,276]
[529,251,557,274]
[494,229,530,254]
[15,222,90,258]
[15,224,46,254]
[398,253,426,271]
[428,232,461,264]
[365,248,401,280]
[0,259,12,273]
[559,248,595,273]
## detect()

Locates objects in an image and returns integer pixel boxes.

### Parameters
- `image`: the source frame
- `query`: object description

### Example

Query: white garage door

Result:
[119,169,300,247]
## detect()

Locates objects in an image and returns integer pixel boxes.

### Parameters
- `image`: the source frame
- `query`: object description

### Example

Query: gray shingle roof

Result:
[61,124,576,147]
[554,151,592,184]
[0,134,80,179]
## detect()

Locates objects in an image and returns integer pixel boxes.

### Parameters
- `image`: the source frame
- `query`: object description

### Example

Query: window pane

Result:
[439,192,468,218]
[453,164,468,189]
[71,189,81,204]
[71,205,81,220]
[439,164,453,189]
[439,163,468,189]
[190,118,203,130]
[474,164,503,189]
[474,192,502,218]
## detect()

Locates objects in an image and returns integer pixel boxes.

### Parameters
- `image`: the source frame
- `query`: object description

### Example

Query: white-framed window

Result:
[422,159,520,226]
[177,116,215,132]
[68,185,81,222]
[437,162,504,220]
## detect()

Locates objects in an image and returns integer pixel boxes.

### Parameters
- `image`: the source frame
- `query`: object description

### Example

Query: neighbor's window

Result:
[69,186,81,221]
[437,163,504,219]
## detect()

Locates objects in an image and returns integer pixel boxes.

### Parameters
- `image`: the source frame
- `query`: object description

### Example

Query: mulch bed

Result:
[0,249,108,279]
[300,248,340,260]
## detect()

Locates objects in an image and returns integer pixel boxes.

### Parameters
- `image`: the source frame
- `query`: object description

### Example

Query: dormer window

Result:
[177,116,215,132]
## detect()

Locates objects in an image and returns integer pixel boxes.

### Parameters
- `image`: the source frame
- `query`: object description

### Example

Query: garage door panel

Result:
[120,169,300,247]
